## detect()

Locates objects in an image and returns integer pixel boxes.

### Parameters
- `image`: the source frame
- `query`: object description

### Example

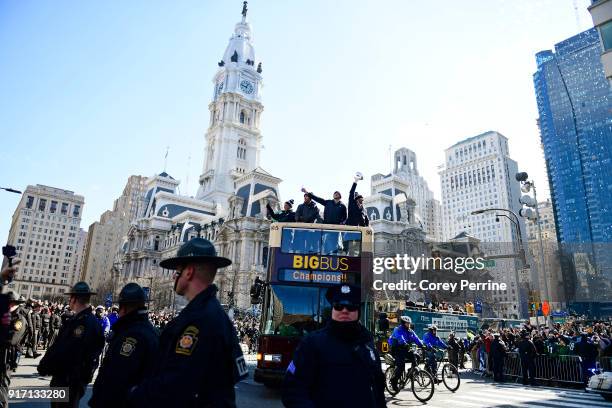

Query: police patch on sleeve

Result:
[73,325,84,338]
[287,360,296,374]
[120,337,137,357]
[176,325,199,356]
[13,320,23,332]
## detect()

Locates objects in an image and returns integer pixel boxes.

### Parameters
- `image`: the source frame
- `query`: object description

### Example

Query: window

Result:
[50,201,58,213]
[61,203,68,215]
[263,285,330,336]
[38,199,47,212]
[239,111,246,124]
[600,20,612,51]
[73,205,81,217]
[25,196,34,209]
[280,228,362,257]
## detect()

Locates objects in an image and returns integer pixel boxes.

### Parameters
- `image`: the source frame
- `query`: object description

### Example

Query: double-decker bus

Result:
[253,222,374,386]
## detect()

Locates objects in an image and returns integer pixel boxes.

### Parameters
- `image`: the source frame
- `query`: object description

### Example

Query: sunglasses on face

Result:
[332,303,359,312]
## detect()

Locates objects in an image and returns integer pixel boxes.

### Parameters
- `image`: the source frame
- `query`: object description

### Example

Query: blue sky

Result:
[0,0,595,239]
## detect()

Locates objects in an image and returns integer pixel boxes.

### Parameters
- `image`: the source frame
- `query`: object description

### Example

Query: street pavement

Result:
[6,352,612,407]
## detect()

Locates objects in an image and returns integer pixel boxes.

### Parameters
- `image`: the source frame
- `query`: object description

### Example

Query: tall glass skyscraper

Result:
[533,28,612,306]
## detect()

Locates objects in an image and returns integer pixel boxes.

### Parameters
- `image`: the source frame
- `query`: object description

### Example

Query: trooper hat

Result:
[65,281,96,296]
[428,324,438,330]
[159,237,231,270]
[118,282,147,304]
[6,291,25,304]
[325,284,360,306]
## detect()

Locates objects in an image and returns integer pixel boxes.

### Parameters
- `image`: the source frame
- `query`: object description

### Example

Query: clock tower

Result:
[197,1,264,207]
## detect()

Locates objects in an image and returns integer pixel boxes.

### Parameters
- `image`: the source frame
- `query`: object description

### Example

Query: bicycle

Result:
[383,348,435,402]
[422,347,461,392]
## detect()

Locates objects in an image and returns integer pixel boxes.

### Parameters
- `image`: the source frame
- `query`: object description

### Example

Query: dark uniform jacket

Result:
[9,307,28,347]
[346,182,369,227]
[266,203,296,222]
[517,338,537,359]
[490,338,507,360]
[282,321,386,408]
[295,201,321,223]
[128,285,247,408]
[38,307,104,385]
[89,309,158,408]
[306,193,347,225]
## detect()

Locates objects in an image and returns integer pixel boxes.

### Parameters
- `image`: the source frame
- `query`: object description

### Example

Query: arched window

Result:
[240,111,246,124]
[237,139,246,159]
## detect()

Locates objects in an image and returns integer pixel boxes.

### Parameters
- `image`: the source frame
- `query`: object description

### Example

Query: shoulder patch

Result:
[287,360,296,374]
[13,320,23,332]
[120,337,137,357]
[176,325,199,356]
[73,325,85,338]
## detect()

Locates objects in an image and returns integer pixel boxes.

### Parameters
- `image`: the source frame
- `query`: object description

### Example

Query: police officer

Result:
[38,282,105,408]
[516,331,537,386]
[282,284,386,408]
[128,237,247,407]
[40,306,51,349]
[388,315,423,392]
[89,283,158,408]
[0,291,28,407]
[24,300,39,358]
[48,307,62,347]
[490,332,507,382]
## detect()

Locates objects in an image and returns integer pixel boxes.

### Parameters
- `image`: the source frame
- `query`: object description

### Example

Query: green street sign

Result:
[483,259,496,268]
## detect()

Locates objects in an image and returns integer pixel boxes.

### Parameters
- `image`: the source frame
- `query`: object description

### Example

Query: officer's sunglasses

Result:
[332,303,359,312]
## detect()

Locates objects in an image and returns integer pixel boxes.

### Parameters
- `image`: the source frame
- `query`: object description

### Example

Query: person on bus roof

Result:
[346,174,369,227]
[266,200,296,222]
[300,187,347,225]
[282,284,386,408]
[388,315,423,392]
[295,193,321,223]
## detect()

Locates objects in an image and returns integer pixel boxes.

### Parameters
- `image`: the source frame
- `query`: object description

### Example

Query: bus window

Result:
[263,285,328,336]
[321,230,361,257]
[281,228,321,254]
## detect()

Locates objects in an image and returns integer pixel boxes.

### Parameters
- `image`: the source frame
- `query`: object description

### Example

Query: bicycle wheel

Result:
[385,367,399,396]
[411,369,435,402]
[441,363,460,392]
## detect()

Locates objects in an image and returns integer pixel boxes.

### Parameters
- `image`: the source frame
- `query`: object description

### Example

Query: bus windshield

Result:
[281,228,362,257]
[262,284,332,336]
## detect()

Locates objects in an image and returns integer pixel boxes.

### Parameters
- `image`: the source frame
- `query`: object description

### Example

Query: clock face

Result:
[240,80,255,95]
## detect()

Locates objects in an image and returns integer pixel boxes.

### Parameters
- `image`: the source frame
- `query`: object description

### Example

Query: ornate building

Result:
[117,4,280,310]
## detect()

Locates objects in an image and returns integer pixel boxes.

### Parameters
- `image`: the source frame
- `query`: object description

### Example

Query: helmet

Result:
[400,316,412,324]
[95,305,104,311]
[428,324,438,330]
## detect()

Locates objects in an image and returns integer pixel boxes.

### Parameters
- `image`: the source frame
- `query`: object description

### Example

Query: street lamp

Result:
[470,207,526,319]
[515,172,550,320]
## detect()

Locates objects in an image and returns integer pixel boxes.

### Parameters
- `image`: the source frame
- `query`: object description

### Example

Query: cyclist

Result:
[388,315,423,391]
[422,324,447,381]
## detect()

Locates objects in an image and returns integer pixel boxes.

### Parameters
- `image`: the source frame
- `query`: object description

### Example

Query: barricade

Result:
[503,352,522,379]
[502,353,584,384]
[599,356,612,372]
